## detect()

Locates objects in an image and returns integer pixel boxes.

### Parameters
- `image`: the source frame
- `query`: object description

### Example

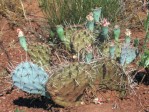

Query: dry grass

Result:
[0,0,24,23]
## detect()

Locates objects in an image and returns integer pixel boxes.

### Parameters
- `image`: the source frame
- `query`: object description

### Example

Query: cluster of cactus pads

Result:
[12,59,127,107]
[56,25,93,53]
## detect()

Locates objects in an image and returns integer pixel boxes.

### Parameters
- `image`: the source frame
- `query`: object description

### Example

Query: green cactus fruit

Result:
[86,13,94,32]
[113,25,120,42]
[27,42,51,68]
[86,20,94,32]
[17,29,27,51]
[12,62,49,96]
[92,7,102,23]
[56,25,65,41]
[56,25,71,50]
[19,37,27,51]
[99,26,109,42]
[102,27,109,37]
[71,30,93,53]
[125,36,131,44]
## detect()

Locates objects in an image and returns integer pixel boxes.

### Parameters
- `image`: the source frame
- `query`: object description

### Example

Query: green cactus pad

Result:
[27,42,51,68]
[71,30,93,53]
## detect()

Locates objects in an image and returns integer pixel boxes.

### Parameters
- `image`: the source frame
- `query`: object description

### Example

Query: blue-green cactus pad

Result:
[120,44,137,65]
[12,62,49,96]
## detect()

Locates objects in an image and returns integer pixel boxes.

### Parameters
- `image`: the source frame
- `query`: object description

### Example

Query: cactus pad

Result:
[120,44,137,65]
[71,30,93,53]
[12,62,49,96]
[27,42,51,68]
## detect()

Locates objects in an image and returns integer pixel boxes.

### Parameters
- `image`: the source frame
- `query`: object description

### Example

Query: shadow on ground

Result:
[13,96,54,110]
[134,72,149,85]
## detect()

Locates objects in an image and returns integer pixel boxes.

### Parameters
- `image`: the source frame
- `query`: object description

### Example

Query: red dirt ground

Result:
[0,1,149,112]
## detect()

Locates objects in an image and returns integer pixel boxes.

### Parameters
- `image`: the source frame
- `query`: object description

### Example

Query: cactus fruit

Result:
[120,44,137,65]
[125,36,131,44]
[17,29,27,51]
[86,13,94,32]
[12,62,49,96]
[92,7,102,23]
[113,25,120,42]
[125,29,131,44]
[56,25,65,41]
[27,42,51,68]
[98,18,110,42]
[84,44,93,63]
[56,25,71,50]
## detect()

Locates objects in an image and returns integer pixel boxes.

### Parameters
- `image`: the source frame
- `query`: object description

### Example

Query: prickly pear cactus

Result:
[120,44,137,65]
[11,60,128,107]
[12,62,49,96]
[27,42,51,68]
[46,60,126,107]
